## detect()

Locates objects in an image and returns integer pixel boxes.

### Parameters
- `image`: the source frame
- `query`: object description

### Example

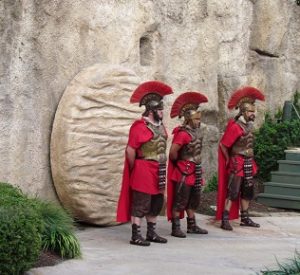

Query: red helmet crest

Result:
[228,86,265,110]
[170,91,208,118]
[130,81,173,106]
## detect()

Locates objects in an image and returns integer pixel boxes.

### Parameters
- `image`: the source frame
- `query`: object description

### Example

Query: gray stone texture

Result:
[0,0,300,222]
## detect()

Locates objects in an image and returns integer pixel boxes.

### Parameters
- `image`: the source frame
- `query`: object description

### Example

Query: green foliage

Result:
[0,182,81,275]
[254,92,300,181]
[0,183,43,275]
[203,173,218,193]
[31,199,81,259]
[261,250,300,274]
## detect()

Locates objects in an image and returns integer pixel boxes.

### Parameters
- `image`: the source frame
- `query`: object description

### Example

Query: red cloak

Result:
[116,119,167,223]
[216,119,258,220]
[167,127,196,221]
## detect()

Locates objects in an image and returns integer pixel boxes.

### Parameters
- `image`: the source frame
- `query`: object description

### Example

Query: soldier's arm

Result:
[169,143,181,162]
[126,145,136,171]
[220,142,230,166]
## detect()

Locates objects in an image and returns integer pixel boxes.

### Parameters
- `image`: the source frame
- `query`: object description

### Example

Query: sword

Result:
[177,162,191,193]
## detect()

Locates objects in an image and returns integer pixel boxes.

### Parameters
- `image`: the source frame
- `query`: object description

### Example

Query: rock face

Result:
[0,0,299,222]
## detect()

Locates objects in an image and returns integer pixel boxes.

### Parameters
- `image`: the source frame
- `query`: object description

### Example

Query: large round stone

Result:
[50,64,140,225]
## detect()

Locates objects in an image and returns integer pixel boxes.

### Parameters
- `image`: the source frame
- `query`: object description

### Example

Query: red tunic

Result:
[167,127,202,221]
[116,119,167,223]
[216,119,258,220]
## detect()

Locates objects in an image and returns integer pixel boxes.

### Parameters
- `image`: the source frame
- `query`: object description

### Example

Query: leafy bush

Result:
[31,199,81,259]
[261,250,300,274]
[254,92,300,181]
[0,183,43,275]
[203,173,218,193]
[0,182,81,275]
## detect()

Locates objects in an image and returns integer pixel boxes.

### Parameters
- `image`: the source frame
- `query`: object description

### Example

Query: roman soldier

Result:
[167,91,209,238]
[116,80,173,246]
[216,86,265,231]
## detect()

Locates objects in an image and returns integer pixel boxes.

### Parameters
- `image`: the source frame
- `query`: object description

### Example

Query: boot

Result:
[130,224,150,246]
[221,210,233,231]
[187,217,208,234]
[146,222,168,243]
[240,210,260,228]
[171,217,186,238]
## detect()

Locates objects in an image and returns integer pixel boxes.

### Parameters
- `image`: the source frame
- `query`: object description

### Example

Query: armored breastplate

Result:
[140,122,167,163]
[231,121,254,157]
[178,127,203,164]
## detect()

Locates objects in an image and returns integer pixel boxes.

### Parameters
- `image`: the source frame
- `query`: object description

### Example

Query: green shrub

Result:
[261,250,300,274]
[31,199,81,259]
[203,173,218,193]
[0,183,43,275]
[0,182,81,275]
[254,92,300,181]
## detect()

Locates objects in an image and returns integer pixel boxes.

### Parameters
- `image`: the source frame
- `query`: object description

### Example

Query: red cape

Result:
[167,126,189,221]
[116,155,132,223]
[216,119,240,220]
[116,119,167,223]
[215,145,239,220]
[116,119,147,223]
[167,159,185,221]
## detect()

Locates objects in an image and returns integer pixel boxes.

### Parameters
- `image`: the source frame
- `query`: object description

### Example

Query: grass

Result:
[32,199,82,259]
[261,251,300,274]
[0,182,81,259]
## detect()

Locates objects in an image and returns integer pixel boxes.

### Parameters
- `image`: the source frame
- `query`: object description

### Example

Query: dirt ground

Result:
[197,179,293,216]
[196,190,282,216]
[34,251,63,268]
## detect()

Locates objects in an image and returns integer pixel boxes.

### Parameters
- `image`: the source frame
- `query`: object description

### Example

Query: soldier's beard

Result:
[153,110,162,122]
[242,113,255,122]
[248,114,255,122]
[190,120,200,129]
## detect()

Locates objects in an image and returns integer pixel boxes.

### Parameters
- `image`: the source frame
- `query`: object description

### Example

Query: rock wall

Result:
[0,0,299,205]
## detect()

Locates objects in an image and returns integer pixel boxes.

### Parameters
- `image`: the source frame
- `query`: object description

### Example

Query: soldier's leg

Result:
[171,182,190,238]
[221,175,242,231]
[130,191,151,246]
[186,187,208,234]
[240,179,260,228]
[146,193,168,243]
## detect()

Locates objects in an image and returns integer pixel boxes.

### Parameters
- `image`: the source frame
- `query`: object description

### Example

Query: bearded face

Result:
[241,103,256,122]
[153,108,164,122]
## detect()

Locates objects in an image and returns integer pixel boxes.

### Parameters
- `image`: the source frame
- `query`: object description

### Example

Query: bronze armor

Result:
[231,121,254,157]
[178,127,203,164]
[140,123,167,163]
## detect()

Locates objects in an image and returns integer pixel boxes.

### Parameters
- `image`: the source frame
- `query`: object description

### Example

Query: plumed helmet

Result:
[170,91,208,119]
[130,81,173,112]
[227,86,265,111]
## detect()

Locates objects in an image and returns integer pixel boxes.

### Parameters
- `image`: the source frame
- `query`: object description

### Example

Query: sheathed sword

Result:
[177,162,191,193]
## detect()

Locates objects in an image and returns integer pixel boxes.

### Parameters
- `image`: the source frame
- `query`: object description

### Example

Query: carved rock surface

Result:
[50,64,140,225]
[0,0,299,204]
